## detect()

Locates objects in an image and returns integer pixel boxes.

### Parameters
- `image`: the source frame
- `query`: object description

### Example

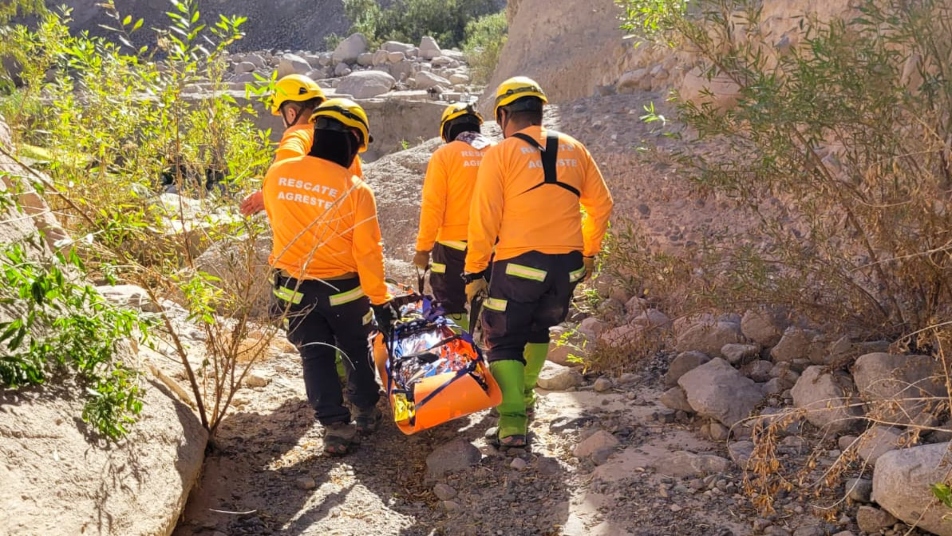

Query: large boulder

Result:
[419,36,442,60]
[740,308,788,347]
[336,70,397,99]
[277,53,311,78]
[678,358,765,427]
[790,366,862,433]
[381,41,414,54]
[332,33,369,64]
[664,350,710,388]
[873,443,952,536]
[770,327,827,364]
[852,352,947,426]
[0,359,207,536]
[414,71,453,90]
[675,320,745,358]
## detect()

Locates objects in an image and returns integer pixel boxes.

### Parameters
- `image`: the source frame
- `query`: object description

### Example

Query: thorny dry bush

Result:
[607,0,952,522]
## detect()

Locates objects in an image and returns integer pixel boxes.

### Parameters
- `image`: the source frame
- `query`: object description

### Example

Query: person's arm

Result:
[352,183,392,305]
[464,147,505,274]
[414,150,448,252]
[273,130,308,163]
[578,146,614,257]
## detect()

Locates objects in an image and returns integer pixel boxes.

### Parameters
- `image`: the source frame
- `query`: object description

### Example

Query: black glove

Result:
[372,301,397,338]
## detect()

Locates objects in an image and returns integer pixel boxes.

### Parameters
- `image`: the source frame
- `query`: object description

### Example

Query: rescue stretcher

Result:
[372,281,501,435]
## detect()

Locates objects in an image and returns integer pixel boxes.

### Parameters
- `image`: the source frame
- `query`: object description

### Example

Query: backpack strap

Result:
[510,132,581,197]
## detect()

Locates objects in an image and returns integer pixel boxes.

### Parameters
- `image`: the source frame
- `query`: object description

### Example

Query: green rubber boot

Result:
[489,360,527,440]
[523,342,548,410]
[448,312,470,332]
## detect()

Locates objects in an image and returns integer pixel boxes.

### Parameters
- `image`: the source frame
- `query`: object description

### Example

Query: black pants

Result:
[430,242,467,314]
[481,251,585,363]
[271,274,380,425]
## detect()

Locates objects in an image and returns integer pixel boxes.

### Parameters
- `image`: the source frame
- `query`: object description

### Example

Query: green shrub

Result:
[0,234,150,440]
[343,0,502,49]
[463,11,507,84]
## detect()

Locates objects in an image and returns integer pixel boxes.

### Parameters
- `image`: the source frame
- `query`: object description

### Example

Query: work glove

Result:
[372,301,398,339]
[582,256,596,281]
[412,250,431,271]
[463,272,489,302]
[240,190,265,216]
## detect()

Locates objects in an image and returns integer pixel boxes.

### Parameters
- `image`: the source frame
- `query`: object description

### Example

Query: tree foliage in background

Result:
[343,0,502,49]
[462,11,507,84]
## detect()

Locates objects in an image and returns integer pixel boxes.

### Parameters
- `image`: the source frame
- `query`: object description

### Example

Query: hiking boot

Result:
[324,421,357,456]
[355,405,382,435]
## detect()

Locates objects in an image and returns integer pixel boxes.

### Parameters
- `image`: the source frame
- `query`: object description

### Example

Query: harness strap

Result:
[511,132,581,197]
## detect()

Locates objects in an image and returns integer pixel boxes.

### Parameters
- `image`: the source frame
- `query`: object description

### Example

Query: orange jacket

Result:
[465,126,614,274]
[414,137,492,252]
[263,155,390,305]
[274,124,364,176]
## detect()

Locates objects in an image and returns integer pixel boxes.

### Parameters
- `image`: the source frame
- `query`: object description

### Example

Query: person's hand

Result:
[412,250,431,271]
[372,301,398,338]
[582,256,596,281]
[240,190,265,216]
[464,274,488,302]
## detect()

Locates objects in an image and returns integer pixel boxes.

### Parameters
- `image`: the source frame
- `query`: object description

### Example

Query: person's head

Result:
[493,76,547,138]
[271,74,326,128]
[439,102,484,143]
[307,98,373,169]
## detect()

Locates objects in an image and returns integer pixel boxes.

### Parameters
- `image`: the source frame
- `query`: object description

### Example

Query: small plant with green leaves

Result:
[0,233,151,440]
[462,11,507,85]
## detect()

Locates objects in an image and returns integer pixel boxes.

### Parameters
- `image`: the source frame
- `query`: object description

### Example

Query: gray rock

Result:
[855,506,898,534]
[277,53,311,78]
[578,316,609,339]
[426,439,480,479]
[630,308,671,329]
[729,440,755,466]
[853,352,947,426]
[745,360,775,382]
[708,421,730,441]
[537,361,582,391]
[838,435,858,451]
[593,377,613,393]
[770,327,825,363]
[381,40,414,54]
[845,477,872,503]
[762,378,788,396]
[234,61,257,73]
[356,52,374,67]
[792,526,825,536]
[449,73,470,85]
[573,430,619,458]
[510,457,528,471]
[675,321,745,358]
[245,53,266,69]
[433,483,457,501]
[96,284,161,313]
[664,351,711,388]
[334,63,352,77]
[653,451,731,477]
[599,324,643,348]
[678,358,765,427]
[857,426,903,466]
[443,500,460,511]
[872,442,952,535]
[296,476,316,490]
[660,386,693,412]
[336,70,396,99]
[722,343,760,365]
[371,49,390,66]
[741,308,787,347]
[243,372,270,388]
[591,447,615,466]
[790,366,861,434]
[419,35,442,60]
[332,33,369,64]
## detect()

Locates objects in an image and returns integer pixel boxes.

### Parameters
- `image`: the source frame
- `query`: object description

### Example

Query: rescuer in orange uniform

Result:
[463,76,614,449]
[263,98,394,456]
[241,74,364,216]
[412,102,493,331]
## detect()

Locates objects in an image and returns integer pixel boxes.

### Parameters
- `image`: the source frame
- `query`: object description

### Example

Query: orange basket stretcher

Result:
[373,283,501,435]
